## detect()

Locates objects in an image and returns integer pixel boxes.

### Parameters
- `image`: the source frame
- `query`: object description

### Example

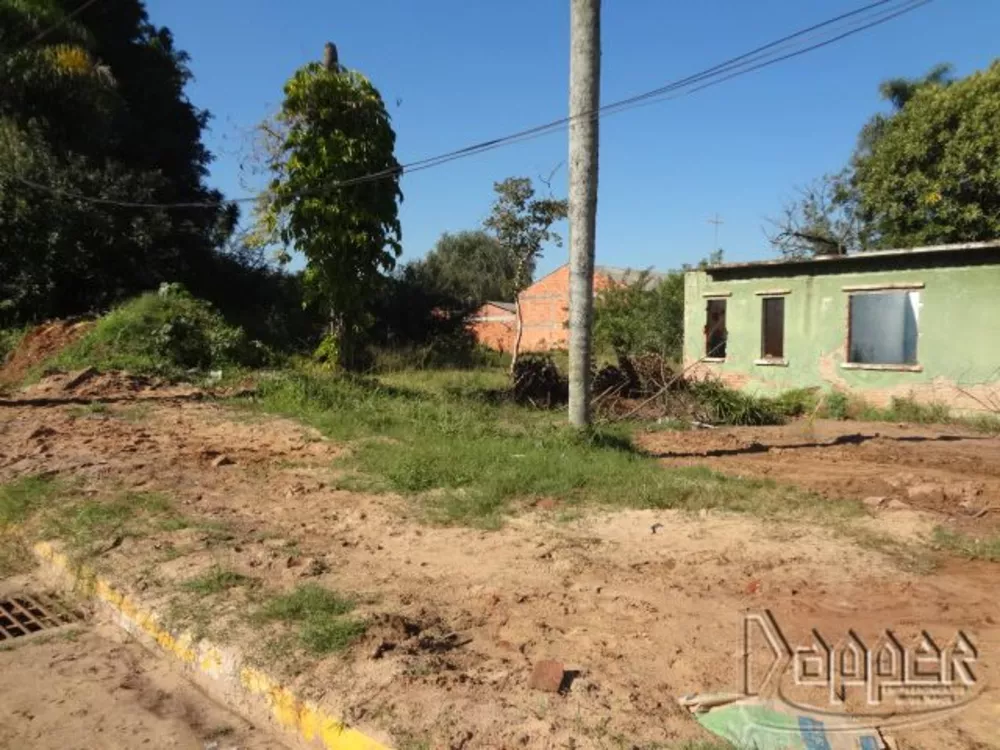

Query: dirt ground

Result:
[1,392,999,749]
[638,420,1000,534]
[0,576,282,750]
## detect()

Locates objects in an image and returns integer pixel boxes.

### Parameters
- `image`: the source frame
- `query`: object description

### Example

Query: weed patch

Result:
[932,527,1000,562]
[255,371,856,528]
[37,491,184,559]
[181,567,255,595]
[0,475,61,526]
[256,583,365,655]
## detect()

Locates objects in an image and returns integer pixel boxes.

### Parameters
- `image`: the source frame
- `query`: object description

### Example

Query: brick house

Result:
[470,264,664,352]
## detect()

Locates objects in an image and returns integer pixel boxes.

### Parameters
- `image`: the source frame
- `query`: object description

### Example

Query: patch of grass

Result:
[40,491,182,558]
[0,532,34,576]
[67,403,110,418]
[0,326,27,363]
[688,379,787,426]
[256,583,365,655]
[181,566,255,595]
[0,475,60,526]
[838,524,936,574]
[255,370,857,528]
[932,527,1000,562]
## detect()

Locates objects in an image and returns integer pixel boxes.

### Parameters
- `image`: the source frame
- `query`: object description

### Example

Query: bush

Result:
[593,272,684,363]
[50,284,269,376]
[688,379,786,426]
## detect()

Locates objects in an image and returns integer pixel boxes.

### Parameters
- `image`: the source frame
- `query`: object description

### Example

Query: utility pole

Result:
[708,213,724,252]
[567,0,601,428]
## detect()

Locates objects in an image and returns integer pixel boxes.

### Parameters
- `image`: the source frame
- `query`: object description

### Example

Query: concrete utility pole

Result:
[567,0,601,428]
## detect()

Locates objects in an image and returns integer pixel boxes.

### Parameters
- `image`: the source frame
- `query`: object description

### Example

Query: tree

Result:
[567,0,601,428]
[0,0,237,324]
[483,177,567,370]
[766,174,869,258]
[853,61,1000,247]
[593,271,684,363]
[767,63,958,257]
[409,231,518,305]
[253,44,402,368]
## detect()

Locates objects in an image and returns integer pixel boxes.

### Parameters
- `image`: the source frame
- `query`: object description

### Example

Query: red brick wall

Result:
[470,266,615,352]
[518,265,614,351]
[468,303,516,352]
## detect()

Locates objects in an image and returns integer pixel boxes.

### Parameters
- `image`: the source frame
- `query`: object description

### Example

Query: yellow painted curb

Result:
[33,541,389,750]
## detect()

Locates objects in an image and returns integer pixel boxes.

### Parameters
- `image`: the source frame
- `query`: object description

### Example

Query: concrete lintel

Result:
[701,291,732,298]
[754,289,792,296]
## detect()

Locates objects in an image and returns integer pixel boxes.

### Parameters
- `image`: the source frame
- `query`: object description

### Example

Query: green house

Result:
[683,242,1000,413]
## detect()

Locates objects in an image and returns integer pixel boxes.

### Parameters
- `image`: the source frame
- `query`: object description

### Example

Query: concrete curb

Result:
[33,541,389,750]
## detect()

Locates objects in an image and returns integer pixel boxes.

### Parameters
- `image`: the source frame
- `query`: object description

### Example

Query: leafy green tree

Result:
[483,177,567,368]
[768,63,962,256]
[854,61,1000,247]
[254,45,401,368]
[409,231,518,305]
[593,271,685,363]
[0,0,236,324]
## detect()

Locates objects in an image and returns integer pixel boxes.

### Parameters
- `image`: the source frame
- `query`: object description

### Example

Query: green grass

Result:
[181,566,255,595]
[38,491,185,558]
[45,286,266,378]
[932,527,1000,561]
[67,403,111,418]
[0,475,61,526]
[0,326,27,364]
[256,583,365,655]
[253,369,858,528]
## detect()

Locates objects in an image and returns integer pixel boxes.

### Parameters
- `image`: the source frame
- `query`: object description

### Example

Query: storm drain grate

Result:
[0,592,85,641]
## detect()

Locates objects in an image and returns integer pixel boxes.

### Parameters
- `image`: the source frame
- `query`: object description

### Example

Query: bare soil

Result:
[639,420,1000,534]
[0,577,281,750]
[1,398,998,749]
[0,321,93,386]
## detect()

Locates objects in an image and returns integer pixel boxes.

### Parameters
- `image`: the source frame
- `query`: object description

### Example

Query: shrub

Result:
[51,284,269,376]
[593,271,684,363]
[688,379,786,426]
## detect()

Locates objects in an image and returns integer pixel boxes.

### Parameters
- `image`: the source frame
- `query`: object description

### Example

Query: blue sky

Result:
[146,0,998,276]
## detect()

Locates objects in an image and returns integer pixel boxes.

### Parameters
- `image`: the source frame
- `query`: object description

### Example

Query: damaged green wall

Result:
[682,249,1000,409]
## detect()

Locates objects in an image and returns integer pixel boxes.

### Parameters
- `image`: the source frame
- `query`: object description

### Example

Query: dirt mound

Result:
[16,368,205,402]
[0,320,93,385]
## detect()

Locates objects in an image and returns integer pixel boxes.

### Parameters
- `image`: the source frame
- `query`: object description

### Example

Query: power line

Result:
[14,0,932,210]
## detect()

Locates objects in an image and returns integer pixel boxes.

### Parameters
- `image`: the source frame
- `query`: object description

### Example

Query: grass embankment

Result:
[43,285,267,379]
[253,368,859,528]
[0,475,366,654]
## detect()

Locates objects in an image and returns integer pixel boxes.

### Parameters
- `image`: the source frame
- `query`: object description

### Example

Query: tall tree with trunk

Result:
[567,0,601,427]
[483,177,567,371]
[252,43,402,368]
